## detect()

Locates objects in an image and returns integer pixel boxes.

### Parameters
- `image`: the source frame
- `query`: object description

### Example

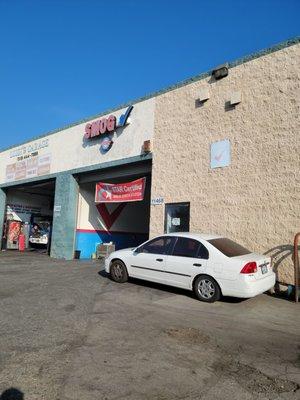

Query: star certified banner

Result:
[95,178,146,203]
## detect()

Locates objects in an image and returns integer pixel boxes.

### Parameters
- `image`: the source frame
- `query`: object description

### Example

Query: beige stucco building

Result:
[0,37,299,288]
[150,39,300,285]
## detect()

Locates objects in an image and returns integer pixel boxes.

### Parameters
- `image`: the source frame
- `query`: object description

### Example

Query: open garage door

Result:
[3,180,55,254]
[75,160,152,259]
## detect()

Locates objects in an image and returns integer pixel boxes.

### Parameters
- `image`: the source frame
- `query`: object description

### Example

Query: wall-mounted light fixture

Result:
[212,63,229,80]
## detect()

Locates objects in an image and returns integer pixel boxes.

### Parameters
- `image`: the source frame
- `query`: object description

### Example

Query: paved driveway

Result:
[0,252,299,400]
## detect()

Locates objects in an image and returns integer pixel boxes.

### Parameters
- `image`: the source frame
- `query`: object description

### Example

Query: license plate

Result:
[261,265,268,274]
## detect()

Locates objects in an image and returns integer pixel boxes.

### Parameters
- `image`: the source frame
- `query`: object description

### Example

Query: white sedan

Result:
[105,233,275,303]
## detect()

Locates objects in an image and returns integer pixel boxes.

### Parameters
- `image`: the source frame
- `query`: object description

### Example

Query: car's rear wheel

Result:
[110,260,128,283]
[194,275,221,303]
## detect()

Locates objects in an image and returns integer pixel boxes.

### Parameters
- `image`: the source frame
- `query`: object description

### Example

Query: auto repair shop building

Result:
[0,37,299,286]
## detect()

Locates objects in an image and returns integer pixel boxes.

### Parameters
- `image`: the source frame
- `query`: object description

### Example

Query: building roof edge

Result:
[1,36,299,153]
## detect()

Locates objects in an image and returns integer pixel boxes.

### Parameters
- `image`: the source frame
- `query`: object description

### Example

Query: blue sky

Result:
[0,0,299,150]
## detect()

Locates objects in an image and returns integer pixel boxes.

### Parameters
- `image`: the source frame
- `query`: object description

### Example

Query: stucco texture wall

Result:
[150,43,300,285]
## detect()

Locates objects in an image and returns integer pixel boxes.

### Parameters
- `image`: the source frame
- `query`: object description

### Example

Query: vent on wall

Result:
[198,87,210,103]
[229,91,242,105]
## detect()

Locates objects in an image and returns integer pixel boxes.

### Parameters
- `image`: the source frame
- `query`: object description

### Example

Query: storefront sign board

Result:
[7,204,42,215]
[5,154,51,182]
[85,105,134,140]
[95,177,146,203]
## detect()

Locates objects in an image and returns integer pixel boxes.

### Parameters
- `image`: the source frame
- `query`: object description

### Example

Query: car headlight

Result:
[40,235,48,243]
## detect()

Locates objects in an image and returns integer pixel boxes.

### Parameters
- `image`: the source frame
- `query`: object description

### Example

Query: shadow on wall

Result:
[0,388,24,399]
[264,244,296,296]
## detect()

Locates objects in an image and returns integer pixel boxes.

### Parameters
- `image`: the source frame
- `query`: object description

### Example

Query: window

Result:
[171,237,209,259]
[208,238,251,257]
[164,202,190,234]
[198,242,209,259]
[141,236,175,255]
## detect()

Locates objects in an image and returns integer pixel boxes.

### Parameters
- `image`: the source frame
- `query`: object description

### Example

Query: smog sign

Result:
[84,105,133,140]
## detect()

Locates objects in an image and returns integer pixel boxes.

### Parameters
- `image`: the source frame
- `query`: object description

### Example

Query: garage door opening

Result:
[76,171,151,259]
[2,180,55,255]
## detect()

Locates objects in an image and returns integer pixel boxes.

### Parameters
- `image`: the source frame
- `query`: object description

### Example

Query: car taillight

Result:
[240,262,257,274]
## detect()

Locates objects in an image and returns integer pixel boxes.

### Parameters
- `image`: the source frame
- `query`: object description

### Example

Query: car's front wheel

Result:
[194,275,221,303]
[110,260,128,283]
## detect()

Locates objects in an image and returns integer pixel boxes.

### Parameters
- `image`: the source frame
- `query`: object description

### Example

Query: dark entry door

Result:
[164,202,190,234]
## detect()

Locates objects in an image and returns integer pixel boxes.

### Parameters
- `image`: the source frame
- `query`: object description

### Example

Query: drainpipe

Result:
[294,232,300,303]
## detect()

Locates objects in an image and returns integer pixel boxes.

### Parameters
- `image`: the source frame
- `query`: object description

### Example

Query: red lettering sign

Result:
[85,123,92,139]
[84,115,116,140]
[107,115,116,132]
[91,120,100,137]
[99,118,107,134]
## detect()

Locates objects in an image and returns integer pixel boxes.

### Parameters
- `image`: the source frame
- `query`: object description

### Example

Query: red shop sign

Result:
[84,106,134,140]
[85,115,116,139]
[95,178,146,203]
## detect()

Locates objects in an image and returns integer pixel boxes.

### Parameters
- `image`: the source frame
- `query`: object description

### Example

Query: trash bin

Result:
[74,250,81,259]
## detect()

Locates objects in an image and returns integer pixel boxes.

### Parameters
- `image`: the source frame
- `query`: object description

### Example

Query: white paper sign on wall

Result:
[210,139,231,169]
[54,206,61,217]
[172,218,180,226]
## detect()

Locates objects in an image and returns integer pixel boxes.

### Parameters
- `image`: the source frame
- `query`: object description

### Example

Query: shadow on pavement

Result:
[98,269,108,278]
[0,388,24,400]
[98,269,248,304]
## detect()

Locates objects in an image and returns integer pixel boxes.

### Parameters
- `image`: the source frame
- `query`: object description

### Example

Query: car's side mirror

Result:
[133,246,143,254]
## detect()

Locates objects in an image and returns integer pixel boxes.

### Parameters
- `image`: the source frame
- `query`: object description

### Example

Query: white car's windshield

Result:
[208,238,251,257]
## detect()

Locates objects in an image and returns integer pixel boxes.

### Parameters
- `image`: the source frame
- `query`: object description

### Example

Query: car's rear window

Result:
[208,238,251,257]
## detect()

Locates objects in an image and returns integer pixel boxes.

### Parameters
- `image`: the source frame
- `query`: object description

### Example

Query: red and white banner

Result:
[95,178,146,203]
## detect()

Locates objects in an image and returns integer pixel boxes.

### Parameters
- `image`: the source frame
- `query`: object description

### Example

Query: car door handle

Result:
[193,263,202,267]
[156,258,163,262]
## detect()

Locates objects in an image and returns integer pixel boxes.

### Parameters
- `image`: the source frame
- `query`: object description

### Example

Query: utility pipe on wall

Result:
[294,232,300,303]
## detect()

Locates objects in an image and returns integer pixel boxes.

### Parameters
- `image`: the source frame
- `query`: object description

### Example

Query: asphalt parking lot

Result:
[0,252,299,400]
